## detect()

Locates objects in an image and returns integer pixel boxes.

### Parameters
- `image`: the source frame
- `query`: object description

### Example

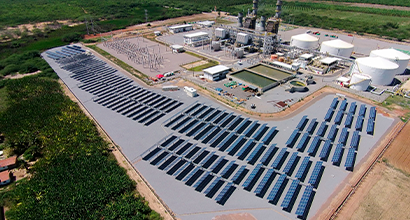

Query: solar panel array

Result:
[286,129,300,146]
[296,133,310,150]
[308,161,323,187]
[267,174,287,201]
[295,156,310,179]
[282,152,299,174]
[295,185,314,217]
[334,110,344,124]
[296,115,308,130]
[281,179,300,208]
[350,131,360,148]
[344,148,356,168]
[55,51,182,126]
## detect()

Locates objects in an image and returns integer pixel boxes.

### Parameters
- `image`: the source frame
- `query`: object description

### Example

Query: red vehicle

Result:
[348,34,353,37]
[313,31,319,34]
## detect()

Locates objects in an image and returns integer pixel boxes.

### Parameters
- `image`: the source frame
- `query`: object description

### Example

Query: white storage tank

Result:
[290,34,319,49]
[350,73,371,91]
[320,39,354,57]
[370,48,410,75]
[215,28,227,39]
[236,33,250,45]
[352,57,399,86]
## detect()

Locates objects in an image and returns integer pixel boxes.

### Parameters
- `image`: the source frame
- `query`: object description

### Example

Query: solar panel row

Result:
[296,133,310,150]
[282,152,299,174]
[339,99,347,111]
[267,174,287,201]
[286,129,300,145]
[306,118,317,134]
[345,148,356,168]
[295,156,310,179]
[359,104,366,116]
[324,108,334,121]
[308,161,323,186]
[330,97,339,109]
[281,179,300,208]
[316,121,327,137]
[296,115,308,130]
[295,185,314,216]
[272,148,288,169]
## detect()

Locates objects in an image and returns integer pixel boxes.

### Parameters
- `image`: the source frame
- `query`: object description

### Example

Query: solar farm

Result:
[43,45,397,220]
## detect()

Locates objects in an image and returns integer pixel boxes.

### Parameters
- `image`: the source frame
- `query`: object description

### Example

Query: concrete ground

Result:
[43,45,397,220]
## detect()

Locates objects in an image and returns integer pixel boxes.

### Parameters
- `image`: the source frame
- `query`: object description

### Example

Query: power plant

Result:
[241,0,282,34]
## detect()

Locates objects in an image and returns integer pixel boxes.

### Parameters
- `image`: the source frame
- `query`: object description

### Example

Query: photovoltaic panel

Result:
[226,135,246,155]
[205,178,225,198]
[221,162,238,179]
[215,182,236,205]
[350,130,359,148]
[296,133,310,150]
[171,161,189,176]
[306,118,317,134]
[247,143,266,165]
[334,110,344,124]
[307,136,321,155]
[331,144,344,163]
[281,179,300,208]
[193,171,211,188]
[308,161,323,186]
[143,147,162,161]
[231,165,248,184]
[282,152,298,174]
[369,106,376,120]
[262,126,277,145]
[260,144,277,166]
[150,152,169,165]
[271,148,287,169]
[202,154,219,169]
[295,156,310,179]
[296,115,308,130]
[324,108,334,121]
[366,119,374,135]
[339,99,347,111]
[242,164,263,188]
[195,173,214,192]
[348,102,357,114]
[330,97,339,109]
[244,121,260,137]
[210,157,228,174]
[175,163,195,180]
[355,116,364,130]
[204,177,222,195]
[327,124,338,141]
[338,127,348,144]
[319,140,332,159]
[345,148,356,168]
[345,113,354,127]
[267,174,287,201]
[286,129,299,145]
[359,104,366,116]
[316,121,327,137]
[236,139,255,157]
[254,169,275,194]
[185,169,205,186]
[252,124,267,140]
[182,167,201,182]
[295,185,314,216]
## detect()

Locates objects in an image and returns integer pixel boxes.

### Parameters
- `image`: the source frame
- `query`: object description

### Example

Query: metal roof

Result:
[291,33,319,42]
[169,24,193,29]
[203,65,230,74]
[322,39,354,49]
[370,48,410,61]
[320,57,340,65]
[184,32,209,38]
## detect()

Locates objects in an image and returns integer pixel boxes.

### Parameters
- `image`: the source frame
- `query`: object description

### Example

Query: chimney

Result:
[238,12,243,27]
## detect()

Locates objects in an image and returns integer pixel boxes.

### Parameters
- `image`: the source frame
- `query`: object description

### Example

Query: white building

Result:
[291,34,319,49]
[370,48,410,75]
[352,57,399,86]
[320,39,354,58]
[184,86,197,97]
[197,20,215,28]
[169,24,193,34]
[184,32,210,47]
[170,45,185,53]
[203,65,230,81]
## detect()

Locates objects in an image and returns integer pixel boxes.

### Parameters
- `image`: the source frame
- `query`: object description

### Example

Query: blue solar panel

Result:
[355,116,364,130]
[296,115,308,130]
[324,108,334,121]
[348,102,357,114]
[193,171,211,188]
[296,133,310,150]
[338,127,348,144]
[234,118,249,132]
[254,169,275,194]
[345,148,356,168]
[260,144,277,165]
[327,124,338,141]
[350,131,360,148]
[231,165,247,182]
[267,174,287,201]
[226,135,245,153]
[295,156,310,179]
[295,185,314,216]
[243,121,258,136]
[172,161,190,176]
[236,139,254,157]
[282,152,298,174]
[306,118,317,134]
[183,167,201,182]
[334,110,344,124]
[319,140,332,159]
[252,123,267,139]
[316,121,327,137]
[345,113,354,127]
[281,179,300,208]
[308,161,323,185]
[369,106,376,120]
[339,99,347,111]
[262,126,277,145]
[220,161,236,177]
[366,119,374,135]
[271,148,287,169]
[204,177,222,194]
[246,143,265,163]
[209,157,226,171]
[286,129,299,145]
[359,104,366,116]
[217,132,236,151]
[330,97,339,109]
[331,144,344,163]
[307,136,321,155]
[215,182,235,204]
[242,164,263,188]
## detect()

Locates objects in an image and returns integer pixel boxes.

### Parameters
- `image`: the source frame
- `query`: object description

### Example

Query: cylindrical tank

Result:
[370,48,410,75]
[352,57,399,86]
[235,49,244,58]
[290,34,319,50]
[271,54,278,60]
[320,39,354,58]
[215,28,227,39]
[260,16,266,32]
[350,73,371,91]
[212,42,221,51]
[238,12,243,27]
[278,57,285,62]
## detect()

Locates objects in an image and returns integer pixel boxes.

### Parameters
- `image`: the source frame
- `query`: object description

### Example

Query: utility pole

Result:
[145,9,148,23]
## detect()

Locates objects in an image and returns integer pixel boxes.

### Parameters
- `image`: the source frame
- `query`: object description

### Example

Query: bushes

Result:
[0,51,50,76]
[61,32,82,42]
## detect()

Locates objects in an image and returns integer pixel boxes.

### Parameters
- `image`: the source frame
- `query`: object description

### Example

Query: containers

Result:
[271,54,278,60]
[350,73,371,91]
[352,57,399,86]
[215,28,228,39]
[290,34,319,49]
[370,48,410,75]
[237,33,250,45]
[320,39,354,58]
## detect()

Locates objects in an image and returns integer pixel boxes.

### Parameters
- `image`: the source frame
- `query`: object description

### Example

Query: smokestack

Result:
[260,16,266,31]
[252,0,259,17]
[275,0,282,18]
[238,12,243,27]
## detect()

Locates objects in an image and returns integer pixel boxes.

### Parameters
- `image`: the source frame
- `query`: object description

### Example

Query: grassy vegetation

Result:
[381,95,410,121]
[0,77,161,220]
[0,86,7,112]
[188,61,219,71]
[87,45,151,85]
[315,0,410,7]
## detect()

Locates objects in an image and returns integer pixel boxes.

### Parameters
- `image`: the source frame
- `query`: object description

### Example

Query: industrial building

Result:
[352,57,399,86]
[170,45,185,53]
[197,20,215,28]
[370,48,410,75]
[184,32,210,47]
[169,24,193,33]
[203,65,230,81]
[320,39,354,58]
[349,73,372,91]
[291,34,319,50]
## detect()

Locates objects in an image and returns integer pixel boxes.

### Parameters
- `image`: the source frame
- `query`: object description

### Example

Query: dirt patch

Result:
[285,0,410,11]
[212,213,257,220]
[4,70,41,79]
[383,121,410,174]
[182,60,208,69]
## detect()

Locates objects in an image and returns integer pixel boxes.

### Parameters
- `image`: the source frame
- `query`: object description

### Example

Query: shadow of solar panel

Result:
[202,127,221,144]
[215,183,236,205]
[218,133,238,152]
[221,162,238,179]
[267,174,288,204]
[295,156,311,182]
[176,163,195,180]
[282,152,299,175]
[247,144,266,165]
[167,160,187,175]
[232,166,248,184]
[272,148,288,169]
[195,173,214,192]
[158,155,177,170]
[185,147,201,159]
[211,158,228,174]
[186,169,205,186]
[142,147,162,161]
[202,155,219,169]
[150,152,169,166]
